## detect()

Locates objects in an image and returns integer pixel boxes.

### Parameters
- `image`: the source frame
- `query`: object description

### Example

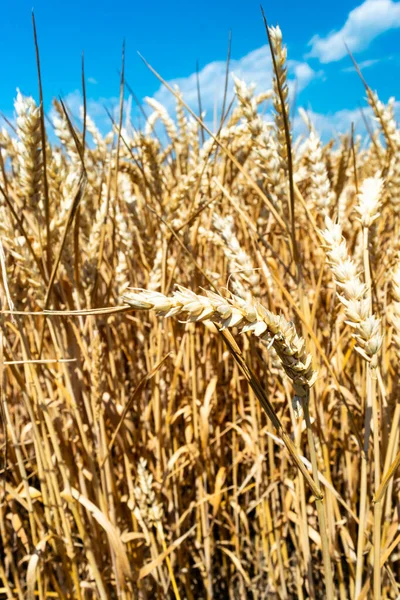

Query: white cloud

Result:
[290,60,322,90]
[88,77,98,85]
[294,100,400,141]
[153,45,322,119]
[307,0,400,63]
[294,106,366,139]
[342,58,380,72]
[46,46,321,139]
[48,90,133,139]
[50,56,399,147]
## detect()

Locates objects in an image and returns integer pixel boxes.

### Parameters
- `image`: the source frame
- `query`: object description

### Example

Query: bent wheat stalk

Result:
[321,178,383,600]
[123,285,335,598]
[123,286,317,397]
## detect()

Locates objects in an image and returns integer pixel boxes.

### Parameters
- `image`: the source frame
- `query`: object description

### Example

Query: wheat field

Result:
[0,20,399,600]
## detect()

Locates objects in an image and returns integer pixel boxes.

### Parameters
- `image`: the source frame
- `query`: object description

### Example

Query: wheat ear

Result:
[123,286,317,399]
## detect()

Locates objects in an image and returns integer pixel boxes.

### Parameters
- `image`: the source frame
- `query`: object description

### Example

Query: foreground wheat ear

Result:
[123,286,335,597]
[123,286,317,400]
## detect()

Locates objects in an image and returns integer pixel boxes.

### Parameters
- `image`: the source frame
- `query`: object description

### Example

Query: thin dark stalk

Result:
[81,52,87,158]
[220,31,232,126]
[196,60,205,145]
[32,11,51,275]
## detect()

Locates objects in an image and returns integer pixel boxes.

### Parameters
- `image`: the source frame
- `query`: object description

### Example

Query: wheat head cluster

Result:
[0,21,399,600]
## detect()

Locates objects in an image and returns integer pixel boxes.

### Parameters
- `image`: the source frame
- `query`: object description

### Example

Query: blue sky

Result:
[1,0,400,138]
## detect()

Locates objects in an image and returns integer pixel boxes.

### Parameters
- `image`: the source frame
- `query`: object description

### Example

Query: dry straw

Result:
[1,18,400,600]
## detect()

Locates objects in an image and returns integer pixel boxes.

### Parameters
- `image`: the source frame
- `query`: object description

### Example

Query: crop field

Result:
[0,17,399,600]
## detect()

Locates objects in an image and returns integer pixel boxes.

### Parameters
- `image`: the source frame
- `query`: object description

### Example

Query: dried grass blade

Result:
[60,487,133,583]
